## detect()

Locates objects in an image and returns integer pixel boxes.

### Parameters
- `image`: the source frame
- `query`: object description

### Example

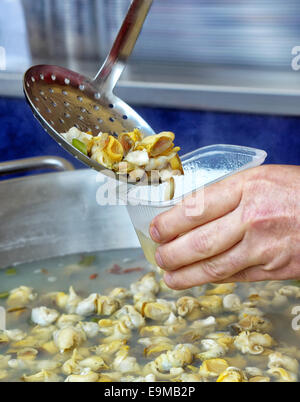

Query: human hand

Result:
[149,165,300,289]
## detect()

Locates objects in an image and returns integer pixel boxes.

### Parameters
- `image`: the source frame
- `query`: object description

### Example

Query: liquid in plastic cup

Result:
[125,144,267,266]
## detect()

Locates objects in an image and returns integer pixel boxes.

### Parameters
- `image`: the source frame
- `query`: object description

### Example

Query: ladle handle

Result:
[93,0,152,92]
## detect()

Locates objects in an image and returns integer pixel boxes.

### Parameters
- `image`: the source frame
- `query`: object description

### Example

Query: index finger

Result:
[149,172,245,244]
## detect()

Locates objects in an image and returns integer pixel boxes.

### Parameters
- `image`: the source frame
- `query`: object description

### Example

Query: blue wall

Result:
[0,97,299,177]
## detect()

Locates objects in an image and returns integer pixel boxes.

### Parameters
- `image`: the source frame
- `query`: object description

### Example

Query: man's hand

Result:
[149,165,300,289]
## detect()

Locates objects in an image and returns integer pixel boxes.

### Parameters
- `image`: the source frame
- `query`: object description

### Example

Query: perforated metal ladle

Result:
[23,0,154,176]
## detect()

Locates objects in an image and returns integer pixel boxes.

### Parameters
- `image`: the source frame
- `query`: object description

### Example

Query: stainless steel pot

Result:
[0,157,139,268]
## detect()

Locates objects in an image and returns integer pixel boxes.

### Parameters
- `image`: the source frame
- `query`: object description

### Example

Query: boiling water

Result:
[0,249,147,298]
[0,249,300,382]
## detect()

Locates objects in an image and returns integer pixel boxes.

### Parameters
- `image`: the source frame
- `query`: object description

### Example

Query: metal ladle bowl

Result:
[23,0,154,176]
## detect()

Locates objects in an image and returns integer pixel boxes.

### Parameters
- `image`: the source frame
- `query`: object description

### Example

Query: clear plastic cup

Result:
[125,144,267,266]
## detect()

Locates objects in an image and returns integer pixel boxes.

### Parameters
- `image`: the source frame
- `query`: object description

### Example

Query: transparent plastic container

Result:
[125,144,267,266]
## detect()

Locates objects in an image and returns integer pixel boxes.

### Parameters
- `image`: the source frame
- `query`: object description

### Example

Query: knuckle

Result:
[234,269,250,282]
[190,230,211,255]
[239,202,256,227]
[228,253,245,271]
[240,179,275,229]
[201,260,226,281]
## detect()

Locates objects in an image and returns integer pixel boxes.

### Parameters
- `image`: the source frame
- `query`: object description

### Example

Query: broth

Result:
[0,249,299,382]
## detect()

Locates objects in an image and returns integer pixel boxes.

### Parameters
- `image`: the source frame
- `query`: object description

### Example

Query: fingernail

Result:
[155,249,164,268]
[164,272,174,288]
[150,223,160,242]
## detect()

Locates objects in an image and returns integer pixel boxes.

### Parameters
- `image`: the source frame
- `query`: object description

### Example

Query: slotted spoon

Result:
[23,0,154,176]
